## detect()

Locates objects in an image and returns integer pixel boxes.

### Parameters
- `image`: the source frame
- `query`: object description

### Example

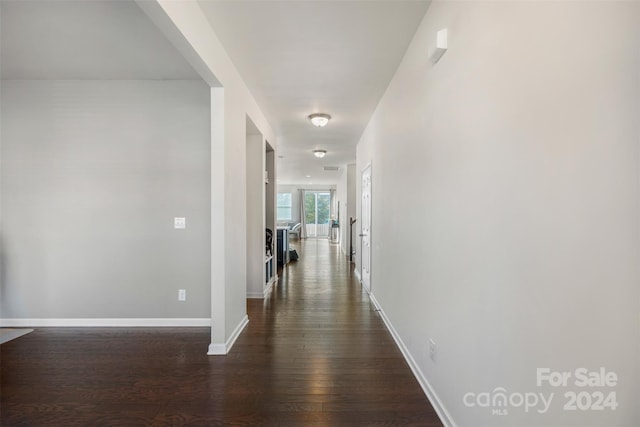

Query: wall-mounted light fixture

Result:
[313,149,327,158]
[429,28,448,64]
[308,113,331,127]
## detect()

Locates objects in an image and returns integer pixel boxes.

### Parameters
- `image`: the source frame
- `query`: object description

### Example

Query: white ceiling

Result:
[1,0,430,185]
[198,0,431,185]
[0,0,200,80]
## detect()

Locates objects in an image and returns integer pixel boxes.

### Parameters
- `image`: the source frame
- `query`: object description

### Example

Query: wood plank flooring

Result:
[1,239,442,426]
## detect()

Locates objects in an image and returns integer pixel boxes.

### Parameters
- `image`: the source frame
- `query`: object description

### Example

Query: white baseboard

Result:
[263,277,275,297]
[246,292,264,299]
[0,318,211,327]
[207,342,226,355]
[207,314,248,356]
[368,293,456,427]
[247,276,277,299]
[354,268,371,293]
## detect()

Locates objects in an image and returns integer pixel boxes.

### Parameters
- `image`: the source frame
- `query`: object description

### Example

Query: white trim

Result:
[361,160,372,174]
[226,314,249,351]
[368,293,456,427]
[362,277,370,293]
[247,276,277,299]
[207,342,226,355]
[207,314,249,355]
[263,276,276,298]
[246,292,265,299]
[355,266,370,293]
[0,318,211,327]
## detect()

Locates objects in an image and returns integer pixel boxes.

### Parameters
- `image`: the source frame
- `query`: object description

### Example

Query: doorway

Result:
[304,191,331,238]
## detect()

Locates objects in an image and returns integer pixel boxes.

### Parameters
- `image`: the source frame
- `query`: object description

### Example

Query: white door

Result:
[361,164,372,292]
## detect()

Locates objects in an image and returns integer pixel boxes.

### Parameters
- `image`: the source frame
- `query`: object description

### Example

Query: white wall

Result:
[356,2,640,426]
[337,171,347,250]
[337,164,356,256]
[145,1,277,351]
[1,80,211,319]
[346,164,356,255]
[336,163,358,256]
[245,134,264,298]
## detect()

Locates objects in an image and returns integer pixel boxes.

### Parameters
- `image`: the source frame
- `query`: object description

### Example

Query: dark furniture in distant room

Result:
[277,227,289,267]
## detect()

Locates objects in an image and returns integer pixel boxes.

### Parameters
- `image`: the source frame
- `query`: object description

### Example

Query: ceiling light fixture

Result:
[308,113,331,127]
[313,149,327,158]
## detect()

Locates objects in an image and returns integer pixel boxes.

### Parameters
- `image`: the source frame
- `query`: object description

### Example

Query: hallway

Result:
[1,239,441,426]
[244,238,442,424]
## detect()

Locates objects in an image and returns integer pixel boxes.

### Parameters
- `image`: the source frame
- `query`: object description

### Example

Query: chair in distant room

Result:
[288,223,302,240]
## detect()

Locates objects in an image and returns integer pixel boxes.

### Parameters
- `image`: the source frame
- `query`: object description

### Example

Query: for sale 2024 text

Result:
[462,367,618,416]
[537,368,618,411]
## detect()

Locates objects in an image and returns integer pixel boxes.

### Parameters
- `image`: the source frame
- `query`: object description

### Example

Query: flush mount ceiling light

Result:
[308,113,331,127]
[313,149,327,158]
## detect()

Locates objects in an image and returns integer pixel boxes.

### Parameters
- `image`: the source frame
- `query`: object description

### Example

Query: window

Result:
[304,191,330,237]
[277,192,292,221]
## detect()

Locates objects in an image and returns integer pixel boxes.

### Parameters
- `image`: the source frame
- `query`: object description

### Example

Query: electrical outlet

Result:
[174,217,186,229]
[178,289,186,301]
[429,338,437,362]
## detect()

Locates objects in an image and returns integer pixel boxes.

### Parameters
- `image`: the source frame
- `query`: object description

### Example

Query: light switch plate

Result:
[174,217,186,229]
[429,338,437,362]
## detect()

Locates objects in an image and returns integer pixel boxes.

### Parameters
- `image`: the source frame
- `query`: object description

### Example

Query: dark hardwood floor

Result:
[1,239,442,426]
